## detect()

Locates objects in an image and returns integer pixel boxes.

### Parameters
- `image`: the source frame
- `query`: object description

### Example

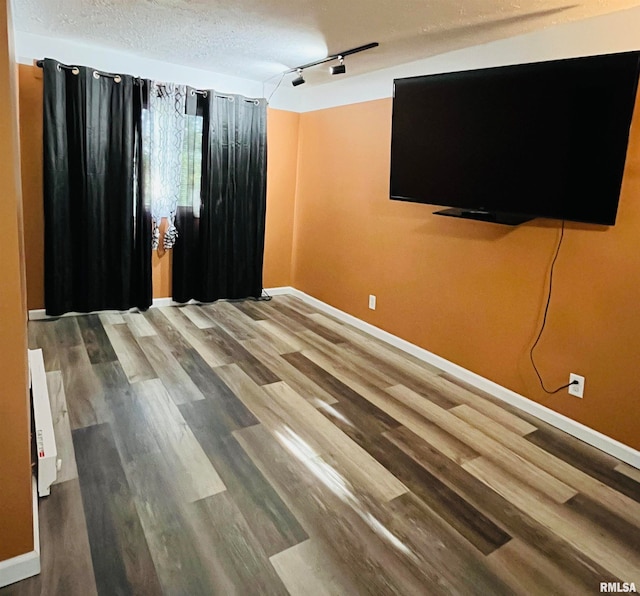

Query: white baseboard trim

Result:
[264,286,296,296]
[153,297,174,308]
[0,478,40,588]
[287,288,640,470]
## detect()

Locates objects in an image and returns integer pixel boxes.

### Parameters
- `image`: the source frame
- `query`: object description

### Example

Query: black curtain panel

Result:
[173,92,267,303]
[43,58,152,316]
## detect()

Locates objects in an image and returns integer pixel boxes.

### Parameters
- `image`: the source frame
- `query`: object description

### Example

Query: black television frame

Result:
[389,51,640,226]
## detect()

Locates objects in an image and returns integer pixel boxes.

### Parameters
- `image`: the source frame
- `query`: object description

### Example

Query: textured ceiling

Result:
[13,0,640,84]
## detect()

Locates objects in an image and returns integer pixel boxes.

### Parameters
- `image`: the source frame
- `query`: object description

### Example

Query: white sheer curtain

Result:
[180,101,203,219]
[142,81,187,249]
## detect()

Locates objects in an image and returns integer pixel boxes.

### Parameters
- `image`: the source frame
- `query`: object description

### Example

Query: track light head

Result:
[291,69,305,86]
[330,56,346,75]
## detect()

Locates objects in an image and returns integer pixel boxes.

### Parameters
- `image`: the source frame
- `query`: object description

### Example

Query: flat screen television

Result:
[390,51,640,225]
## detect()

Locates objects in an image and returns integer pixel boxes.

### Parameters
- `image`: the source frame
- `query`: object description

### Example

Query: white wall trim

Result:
[0,478,40,588]
[264,286,296,296]
[286,288,640,470]
[152,298,174,308]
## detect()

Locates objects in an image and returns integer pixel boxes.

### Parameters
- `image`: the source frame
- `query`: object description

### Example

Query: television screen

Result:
[390,51,640,225]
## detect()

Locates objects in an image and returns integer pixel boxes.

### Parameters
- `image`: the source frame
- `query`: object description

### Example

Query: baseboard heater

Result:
[28,349,58,497]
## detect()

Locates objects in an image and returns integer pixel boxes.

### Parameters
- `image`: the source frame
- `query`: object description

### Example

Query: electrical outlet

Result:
[568,373,585,398]
[368,294,376,310]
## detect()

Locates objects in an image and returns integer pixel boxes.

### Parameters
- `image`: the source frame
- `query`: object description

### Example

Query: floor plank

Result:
[265,301,347,344]
[299,330,396,389]
[386,385,578,504]
[98,312,125,326]
[255,319,307,352]
[335,419,513,556]
[28,319,60,371]
[122,454,219,595]
[526,424,640,503]
[136,334,205,405]
[158,306,232,367]
[485,538,597,596]
[180,305,217,329]
[306,310,441,375]
[133,378,227,502]
[179,398,309,557]
[241,340,339,406]
[236,423,511,595]
[229,299,268,321]
[102,323,157,383]
[269,540,347,596]
[262,381,409,503]
[122,312,157,338]
[73,423,162,596]
[201,301,258,341]
[384,425,613,586]
[59,344,109,430]
[93,361,158,464]
[445,396,640,526]
[234,424,432,595]
[185,492,289,595]
[76,314,117,364]
[46,371,78,485]
[616,462,640,484]
[464,456,640,581]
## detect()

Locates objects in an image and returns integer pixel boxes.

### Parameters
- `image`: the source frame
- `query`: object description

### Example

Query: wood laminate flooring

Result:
[4,296,640,595]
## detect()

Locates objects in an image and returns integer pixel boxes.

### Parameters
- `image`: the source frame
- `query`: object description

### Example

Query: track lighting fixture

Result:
[291,68,305,87]
[286,42,378,87]
[330,56,346,75]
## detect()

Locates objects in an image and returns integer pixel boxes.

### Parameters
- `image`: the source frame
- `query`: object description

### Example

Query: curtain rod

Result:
[35,59,122,82]
[34,60,260,101]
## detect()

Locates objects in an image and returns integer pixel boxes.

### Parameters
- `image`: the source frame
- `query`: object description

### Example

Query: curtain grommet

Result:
[93,71,100,79]
[72,67,80,75]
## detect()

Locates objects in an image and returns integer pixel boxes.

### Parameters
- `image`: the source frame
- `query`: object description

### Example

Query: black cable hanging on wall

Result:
[529,220,578,394]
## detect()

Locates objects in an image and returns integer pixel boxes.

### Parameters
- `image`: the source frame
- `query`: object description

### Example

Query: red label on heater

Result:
[36,430,44,458]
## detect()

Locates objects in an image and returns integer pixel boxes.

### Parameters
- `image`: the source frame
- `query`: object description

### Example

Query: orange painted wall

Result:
[292,96,640,451]
[263,108,299,288]
[18,64,43,311]
[0,0,33,563]
[18,68,298,305]
[152,219,173,300]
